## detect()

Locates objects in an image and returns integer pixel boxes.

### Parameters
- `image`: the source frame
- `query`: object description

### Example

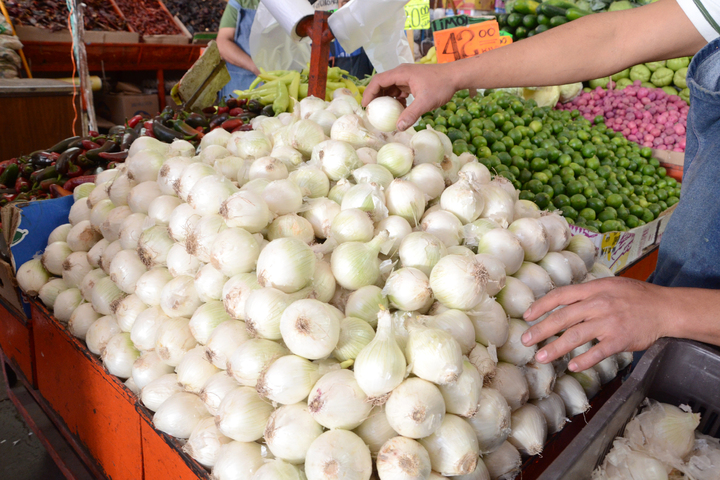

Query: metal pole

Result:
[68,0,97,134]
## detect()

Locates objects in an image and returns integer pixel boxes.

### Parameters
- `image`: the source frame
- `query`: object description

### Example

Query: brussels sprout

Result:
[650,67,674,87]
[589,77,610,89]
[611,68,630,81]
[661,86,679,96]
[644,61,666,72]
[615,78,634,90]
[666,57,690,71]
[673,67,688,89]
[630,64,652,82]
[679,88,690,104]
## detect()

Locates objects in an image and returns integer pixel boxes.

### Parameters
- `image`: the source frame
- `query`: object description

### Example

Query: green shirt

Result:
[219,0,261,29]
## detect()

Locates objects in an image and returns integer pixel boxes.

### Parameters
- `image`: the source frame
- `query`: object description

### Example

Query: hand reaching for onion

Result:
[362,63,460,131]
[522,277,676,372]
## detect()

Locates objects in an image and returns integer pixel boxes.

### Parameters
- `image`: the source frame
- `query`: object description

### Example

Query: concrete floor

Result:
[0,369,65,480]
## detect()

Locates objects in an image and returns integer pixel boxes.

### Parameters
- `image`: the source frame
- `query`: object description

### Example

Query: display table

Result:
[0,247,661,480]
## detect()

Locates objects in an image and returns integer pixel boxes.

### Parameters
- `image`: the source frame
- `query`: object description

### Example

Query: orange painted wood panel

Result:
[31,301,143,480]
[0,302,33,384]
[619,247,659,281]
[139,408,211,480]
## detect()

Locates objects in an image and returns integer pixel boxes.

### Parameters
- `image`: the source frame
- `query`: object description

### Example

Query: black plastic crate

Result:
[538,339,720,479]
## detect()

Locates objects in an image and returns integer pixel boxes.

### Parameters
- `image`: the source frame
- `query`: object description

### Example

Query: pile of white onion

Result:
[18,93,633,480]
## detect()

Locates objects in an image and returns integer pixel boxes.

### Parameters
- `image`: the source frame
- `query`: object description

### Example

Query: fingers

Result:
[534,321,596,365]
[396,97,427,131]
[522,300,591,347]
[523,279,610,322]
[569,340,623,372]
[362,68,409,107]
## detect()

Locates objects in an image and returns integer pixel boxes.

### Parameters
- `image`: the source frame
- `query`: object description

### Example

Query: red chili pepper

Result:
[238,124,253,132]
[82,140,101,150]
[14,177,30,193]
[63,175,96,192]
[2,193,18,203]
[88,131,99,137]
[231,125,245,133]
[144,128,156,139]
[0,159,16,176]
[144,120,154,131]
[238,99,248,107]
[217,106,230,115]
[95,138,107,146]
[50,184,73,198]
[67,164,85,178]
[221,119,243,131]
[128,114,144,129]
[229,108,244,117]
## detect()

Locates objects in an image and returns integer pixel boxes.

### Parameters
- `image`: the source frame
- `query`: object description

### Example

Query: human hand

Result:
[521,277,674,372]
[361,63,460,131]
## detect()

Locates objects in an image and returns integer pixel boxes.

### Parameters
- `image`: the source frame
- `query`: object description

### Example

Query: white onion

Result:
[141,373,183,412]
[483,442,521,480]
[405,322,463,385]
[308,260,336,303]
[216,386,273,442]
[512,261,554,299]
[199,144,230,165]
[166,243,201,277]
[539,213,572,252]
[227,338,288,387]
[538,251,574,287]
[265,402,323,464]
[147,195,182,225]
[195,264,229,302]
[399,232,447,276]
[308,369,371,429]
[130,306,169,351]
[514,199,541,220]
[134,267,172,306]
[377,142,414,177]
[280,299,340,360]
[356,146,378,165]
[168,140,194,158]
[157,156,194,195]
[405,163,446,200]
[214,156,245,182]
[68,303,101,340]
[468,388,512,454]
[62,251,93,287]
[102,332,140,378]
[119,212,153,250]
[441,178,485,224]
[567,234,597,271]
[289,165,330,198]
[287,119,326,158]
[38,278,68,309]
[42,241,73,275]
[87,238,109,268]
[366,96,404,132]
[305,429,372,480]
[69,197,91,225]
[476,229,524,275]
[262,179,304,216]
[508,217,549,263]
[115,294,147,332]
[187,214,228,264]
[153,391,209,439]
[199,128,231,150]
[341,182,388,223]
[219,191,271,234]
[418,414,480,476]
[330,208,374,244]
[311,139,362,181]
[86,316,121,355]
[429,254,488,310]
[132,351,174,390]
[177,346,220,393]
[553,374,590,416]
[489,362,530,411]
[189,301,231,344]
[156,316,198,367]
[331,114,383,150]
[222,273,260,320]
[183,416,232,467]
[167,203,200,244]
[531,392,567,434]
[268,214,314,244]
[302,198,340,239]
[353,163,394,189]
[421,210,463,248]
[257,237,316,293]
[177,162,217,201]
[67,220,102,252]
[212,441,267,480]
[497,319,537,367]
[200,371,239,415]
[561,250,588,284]
[385,179,427,227]
[128,181,163,214]
[479,182,514,227]
[377,436,432,480]
[496,276,535,319]
[385,377,445,439]
[106,174,134,207]
[509,403,547,456]
[109,249,147,293]
[204,320,249,369]
[48,223,72,243]
[524,360,557,400]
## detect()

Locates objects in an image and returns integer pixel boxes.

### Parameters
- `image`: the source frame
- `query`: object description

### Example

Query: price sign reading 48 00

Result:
[433,20,501,63]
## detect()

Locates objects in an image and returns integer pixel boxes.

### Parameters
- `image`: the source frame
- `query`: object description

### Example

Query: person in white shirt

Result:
[363,0,720,373]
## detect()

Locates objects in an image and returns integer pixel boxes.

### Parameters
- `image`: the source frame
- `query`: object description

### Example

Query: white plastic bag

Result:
[249,1,312,72]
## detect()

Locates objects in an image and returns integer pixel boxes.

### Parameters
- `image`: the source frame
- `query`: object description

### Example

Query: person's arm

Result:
[521,278,720,372]
[217,27,261,75]
[362,0,706,130]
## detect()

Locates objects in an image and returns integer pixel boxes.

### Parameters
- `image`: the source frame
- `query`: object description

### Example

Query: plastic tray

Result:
[538,338,720,479]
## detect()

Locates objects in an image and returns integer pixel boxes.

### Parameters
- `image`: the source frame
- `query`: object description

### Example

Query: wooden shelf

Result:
[22,41,203,73]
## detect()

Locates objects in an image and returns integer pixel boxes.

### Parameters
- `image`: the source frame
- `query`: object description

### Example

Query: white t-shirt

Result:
[677,0,720,41]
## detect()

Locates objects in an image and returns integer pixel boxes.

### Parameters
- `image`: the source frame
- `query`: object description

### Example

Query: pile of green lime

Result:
[415,89,681,234]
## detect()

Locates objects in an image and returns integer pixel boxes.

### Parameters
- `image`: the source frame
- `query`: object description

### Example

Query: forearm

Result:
[666,287,720,346]
[217,38,260,74]
[449,0,704,91]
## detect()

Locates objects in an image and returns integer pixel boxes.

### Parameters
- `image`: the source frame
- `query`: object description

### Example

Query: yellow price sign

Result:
[405,0,430,30]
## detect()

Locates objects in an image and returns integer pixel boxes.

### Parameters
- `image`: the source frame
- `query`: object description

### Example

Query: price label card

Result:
[499,35,513,46]
[433,20,501,63]
[405,0,430,30]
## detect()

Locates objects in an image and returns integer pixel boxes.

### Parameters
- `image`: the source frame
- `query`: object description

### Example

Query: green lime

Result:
[525,179,544,194]
[598,208,618,222]
[523,14,538,29]
[553,194,571,209]
[642,208,655,223]
[560,205,579,220]
[570,194,587,210]
[647,203,662,218]
[566,180,584,196]
[626,215,639,229]
[600,220,622,233]
[667,196,679,206]
[588,198,605,213]
[580,208,597,221]
[606,193,623,209]
[534,193,551,209]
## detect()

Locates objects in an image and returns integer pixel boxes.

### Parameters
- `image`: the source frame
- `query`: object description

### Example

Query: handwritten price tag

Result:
[433,20,502,64]
[499,35,513,46]
[405,0,430,30]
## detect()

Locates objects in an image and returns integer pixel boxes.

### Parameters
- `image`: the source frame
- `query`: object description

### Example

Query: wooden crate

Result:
[31,300,143,480]
[0,298,34,385]
[138,407,211,480]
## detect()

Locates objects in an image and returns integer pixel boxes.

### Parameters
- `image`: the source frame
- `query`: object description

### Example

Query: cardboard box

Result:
[95,93,159,126]
[15,25,139,44]
[0,196,74,318]
[569,203,677,273]
[142,34,189,45]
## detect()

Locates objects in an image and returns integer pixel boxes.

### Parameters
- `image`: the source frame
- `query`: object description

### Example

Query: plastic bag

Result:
[328,0,413,73]
[0,35,23,50]
[0,48,21,68]
[249,1,312,72]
